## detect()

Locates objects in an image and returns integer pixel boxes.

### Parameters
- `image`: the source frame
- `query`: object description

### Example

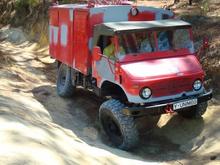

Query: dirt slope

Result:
[0,40,157,164]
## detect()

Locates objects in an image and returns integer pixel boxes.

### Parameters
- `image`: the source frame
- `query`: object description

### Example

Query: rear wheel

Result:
[178,102,208,119]
[99,99,139,150]
[57,63,75,97]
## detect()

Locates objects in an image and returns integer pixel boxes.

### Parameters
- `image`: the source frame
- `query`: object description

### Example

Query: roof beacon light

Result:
[130,7,139,16]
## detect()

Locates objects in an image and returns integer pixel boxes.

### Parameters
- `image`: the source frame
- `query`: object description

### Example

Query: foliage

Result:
[200,0,210,14]
[15,0,40,9]
[15,0,40,15]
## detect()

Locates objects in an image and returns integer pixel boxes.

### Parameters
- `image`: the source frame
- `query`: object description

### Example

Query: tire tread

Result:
[99,99,139,150]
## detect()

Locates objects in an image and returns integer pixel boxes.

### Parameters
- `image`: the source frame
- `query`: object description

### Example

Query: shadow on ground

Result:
[32,85,206,162]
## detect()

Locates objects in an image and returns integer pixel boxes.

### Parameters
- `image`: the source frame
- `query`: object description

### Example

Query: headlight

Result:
[140,87,152,99]
[193,80,202,91]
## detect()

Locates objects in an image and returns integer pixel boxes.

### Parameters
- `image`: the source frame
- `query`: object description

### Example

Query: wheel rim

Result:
[101,113,123,146]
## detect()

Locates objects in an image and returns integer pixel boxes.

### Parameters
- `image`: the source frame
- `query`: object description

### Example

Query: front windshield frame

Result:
[95,27,194,62]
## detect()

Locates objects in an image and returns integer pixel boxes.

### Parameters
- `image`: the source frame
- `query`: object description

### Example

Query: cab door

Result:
[92,35,116,86]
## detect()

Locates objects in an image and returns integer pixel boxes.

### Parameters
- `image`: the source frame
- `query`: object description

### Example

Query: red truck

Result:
[49,1,212,150]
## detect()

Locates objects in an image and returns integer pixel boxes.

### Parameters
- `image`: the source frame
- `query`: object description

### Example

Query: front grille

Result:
[151,77,193,97]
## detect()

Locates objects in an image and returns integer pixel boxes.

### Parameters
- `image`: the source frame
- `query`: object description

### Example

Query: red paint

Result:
[89,13,104,37]
[49,8,59,26]
[49,5,173,76]
[121,49,191,63]
[165,104,174,113]
[49,7,74,66]
[120,54,204,97]
[58,8,73,66]
[49,7,59,60]
[49,5,204,101]
[128,11,155,21]
[73,9,90,75]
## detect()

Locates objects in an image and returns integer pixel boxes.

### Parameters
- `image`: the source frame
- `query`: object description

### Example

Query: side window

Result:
[97,35,125,60]
[97,35,111,54]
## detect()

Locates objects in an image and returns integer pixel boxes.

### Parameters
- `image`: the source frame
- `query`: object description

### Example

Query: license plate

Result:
[173,99,197,110]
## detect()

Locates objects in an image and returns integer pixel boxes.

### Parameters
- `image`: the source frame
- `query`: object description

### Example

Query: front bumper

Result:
[122,90,212,116]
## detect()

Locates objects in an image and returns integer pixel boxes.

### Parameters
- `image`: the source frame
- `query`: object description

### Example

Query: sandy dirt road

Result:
[0,27,220,165]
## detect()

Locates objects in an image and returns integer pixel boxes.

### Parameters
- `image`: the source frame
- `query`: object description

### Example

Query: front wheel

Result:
[178,102,208,119]
[99,99,139,150]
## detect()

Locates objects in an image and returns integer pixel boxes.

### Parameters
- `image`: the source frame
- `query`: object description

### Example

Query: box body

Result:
[49,4,174,75]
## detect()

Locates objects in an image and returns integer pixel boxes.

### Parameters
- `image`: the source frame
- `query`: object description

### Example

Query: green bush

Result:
[15,0,39,12]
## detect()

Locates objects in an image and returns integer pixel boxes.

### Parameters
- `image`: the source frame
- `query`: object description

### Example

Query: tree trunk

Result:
[189,0,192,5]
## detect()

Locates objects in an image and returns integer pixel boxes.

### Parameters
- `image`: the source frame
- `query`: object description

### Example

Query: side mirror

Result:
[93,46,101,61]
[203,37,209,49]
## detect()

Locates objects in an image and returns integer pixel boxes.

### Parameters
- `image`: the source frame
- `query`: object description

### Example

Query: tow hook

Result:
[165,104,174,113]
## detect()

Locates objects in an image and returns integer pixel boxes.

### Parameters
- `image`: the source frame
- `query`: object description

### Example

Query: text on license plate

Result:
[173,99,198,110]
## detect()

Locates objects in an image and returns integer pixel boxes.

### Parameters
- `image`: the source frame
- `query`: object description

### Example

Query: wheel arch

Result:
[100,80,128,102]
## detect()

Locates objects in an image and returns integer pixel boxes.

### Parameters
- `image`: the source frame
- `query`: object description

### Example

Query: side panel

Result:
[49,8,59,25]
[73,9,90,74]
[58,8,73,66]
[49,7,74,66]
[93,57,115,87]
[49,8,59,59]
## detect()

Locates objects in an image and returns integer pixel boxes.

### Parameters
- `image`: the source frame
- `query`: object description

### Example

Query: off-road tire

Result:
[57,63,75,97]
[99,99,139,150]
[178,102,208,119]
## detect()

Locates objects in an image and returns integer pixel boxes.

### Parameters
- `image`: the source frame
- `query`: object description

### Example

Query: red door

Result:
[73,9,90,75]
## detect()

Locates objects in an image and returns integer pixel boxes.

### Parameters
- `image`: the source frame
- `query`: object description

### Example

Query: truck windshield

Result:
[118,28,194,55]
[156,29,194,52]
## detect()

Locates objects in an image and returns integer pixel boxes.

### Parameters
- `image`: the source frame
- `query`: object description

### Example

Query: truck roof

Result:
[95,19,191,35]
